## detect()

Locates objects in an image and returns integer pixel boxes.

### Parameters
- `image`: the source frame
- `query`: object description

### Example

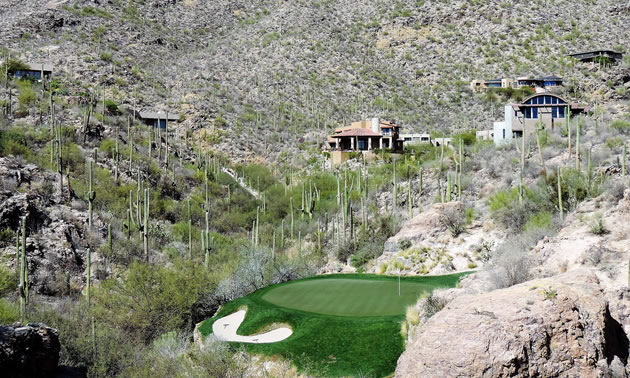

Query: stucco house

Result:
[493,93,588,145]
[471,75,562,93]
[327,118,403,166]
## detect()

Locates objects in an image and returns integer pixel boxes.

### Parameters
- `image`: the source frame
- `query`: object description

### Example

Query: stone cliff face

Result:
[396,269,629,377]
[0,323,61,377]
[0,157,103,297]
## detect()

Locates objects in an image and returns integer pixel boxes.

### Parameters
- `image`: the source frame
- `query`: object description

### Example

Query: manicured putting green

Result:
[261,278,435,317]
[200,273,468,377]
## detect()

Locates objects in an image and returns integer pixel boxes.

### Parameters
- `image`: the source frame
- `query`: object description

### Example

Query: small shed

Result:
[14,63,53,81]
[138,111,178,129]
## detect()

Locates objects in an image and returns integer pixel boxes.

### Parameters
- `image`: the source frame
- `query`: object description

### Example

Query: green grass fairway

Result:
[262,278,437,317]
[199,273,467,377]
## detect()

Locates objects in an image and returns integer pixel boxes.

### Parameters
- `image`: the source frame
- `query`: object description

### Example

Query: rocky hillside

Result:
[2,0,630,162]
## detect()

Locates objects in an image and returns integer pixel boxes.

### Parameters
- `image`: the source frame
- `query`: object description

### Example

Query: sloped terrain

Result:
[1,0,630,162]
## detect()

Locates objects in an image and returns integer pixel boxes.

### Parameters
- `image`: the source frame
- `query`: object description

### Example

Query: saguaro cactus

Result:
[142,188,150,262]
[623,143,627,177]
[558,167,563,219]
[85,160,96,228]
[566,105,572,157]
[86,248,91,306]
[18,216,28,322]
[393,161,397,211]
[575,116,581,171]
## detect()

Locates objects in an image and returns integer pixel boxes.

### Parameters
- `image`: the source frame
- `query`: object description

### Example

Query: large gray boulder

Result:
[396,269,629,377]
[0,323,61,377]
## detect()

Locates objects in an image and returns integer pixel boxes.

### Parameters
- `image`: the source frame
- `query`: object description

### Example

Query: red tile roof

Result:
[332,128,383,138]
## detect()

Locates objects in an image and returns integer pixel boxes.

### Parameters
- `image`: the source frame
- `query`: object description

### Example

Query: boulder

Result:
[396,269,629,377]
[384,201,465,252]
[0,323,60,377]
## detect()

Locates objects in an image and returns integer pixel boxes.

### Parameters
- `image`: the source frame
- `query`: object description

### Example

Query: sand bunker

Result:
[212,310,292,344]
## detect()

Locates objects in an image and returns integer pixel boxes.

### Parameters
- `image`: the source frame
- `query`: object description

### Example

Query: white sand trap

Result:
[212,310,292,344]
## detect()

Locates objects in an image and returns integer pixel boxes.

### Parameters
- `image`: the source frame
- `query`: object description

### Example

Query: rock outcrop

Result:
[396,269,629,377]
[0,323,61,377]
[0,157,105,297]
[374,201,504,275]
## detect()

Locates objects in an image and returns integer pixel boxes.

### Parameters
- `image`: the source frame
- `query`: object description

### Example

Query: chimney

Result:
[371,118,380,133]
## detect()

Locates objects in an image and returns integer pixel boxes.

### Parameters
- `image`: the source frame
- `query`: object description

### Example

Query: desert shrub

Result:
[488,227,551,289]
[488,181,555,232]
[452,130,476,146]
[4,58,29,74]
[0,128,30,158]
[400,320,408,338]
[589,215,608,235]
[92,261,209,344]
[440,206,466,237]
[523,211,552,231]
[17,80,36,106]
[0,265,17,296]
[0,299,19,324]
[420,292,447,318]
[611,119,630,133]
[405,306,420,326]
[104,99,119,115]
[398,239,412,250]
[603,177,629,203]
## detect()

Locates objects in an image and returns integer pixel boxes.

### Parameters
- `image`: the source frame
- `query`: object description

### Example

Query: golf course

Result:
[199,273,466,376]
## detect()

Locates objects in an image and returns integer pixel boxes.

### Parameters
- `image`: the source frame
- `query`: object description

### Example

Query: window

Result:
[558,106,565,118]
[514,110,518,118]
[552,107,558,118]
[525,108,531,118]
[532,107,538,119]
[502,129,506,139]
[551,96,558,104]
[358,139,367,150]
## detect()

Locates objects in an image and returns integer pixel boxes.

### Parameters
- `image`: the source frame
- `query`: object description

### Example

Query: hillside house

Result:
[569,50,623,65]
[471,76,562,93]
[327,118,403,166]
[13,62,53,81]
[400,133,431,146]
[493,93,588,145]
[138,111,178,129]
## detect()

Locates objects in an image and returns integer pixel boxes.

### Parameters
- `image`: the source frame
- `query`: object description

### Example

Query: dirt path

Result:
[221,168,261,200]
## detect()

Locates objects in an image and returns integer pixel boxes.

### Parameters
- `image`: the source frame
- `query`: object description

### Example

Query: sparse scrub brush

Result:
[405,306,420,326]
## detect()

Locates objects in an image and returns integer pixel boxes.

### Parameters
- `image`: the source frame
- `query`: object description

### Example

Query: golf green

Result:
[261,278,435,317]
[199,273,467,376]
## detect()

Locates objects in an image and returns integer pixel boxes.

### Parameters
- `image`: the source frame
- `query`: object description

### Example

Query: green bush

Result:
[100,52,113,62]
[17,80,36,106]
[0,128,31,158]
[0,299,19,324]
[104,99,119,114]
[0,265,17,297]
[611,119,630,133]
[523,211,552,231]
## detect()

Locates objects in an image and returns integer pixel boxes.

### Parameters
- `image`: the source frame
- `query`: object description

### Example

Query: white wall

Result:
[493,105,513,146]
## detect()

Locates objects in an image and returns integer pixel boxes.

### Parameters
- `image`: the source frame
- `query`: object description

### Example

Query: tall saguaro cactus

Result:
[558,167,563,219]
[86,248,91,306]
[143,188,150,263]
[85,160,96,228]
[18,216,28,322]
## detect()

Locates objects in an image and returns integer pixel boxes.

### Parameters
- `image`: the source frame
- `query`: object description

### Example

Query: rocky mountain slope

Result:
[2,0,630,162]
